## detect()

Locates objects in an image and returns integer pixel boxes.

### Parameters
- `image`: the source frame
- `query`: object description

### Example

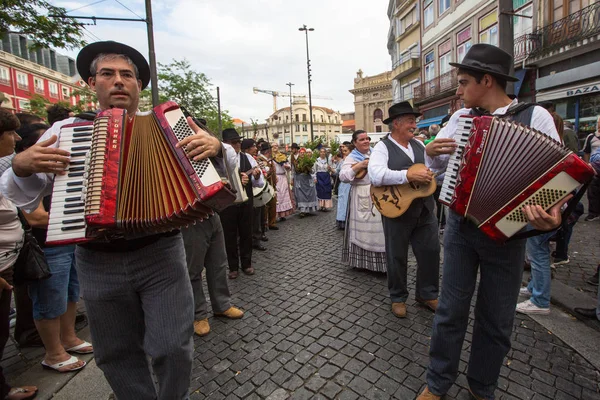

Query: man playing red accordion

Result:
[417,44,568,400]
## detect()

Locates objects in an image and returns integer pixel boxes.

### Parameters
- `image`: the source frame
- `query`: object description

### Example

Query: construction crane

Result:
[252,87,333,112]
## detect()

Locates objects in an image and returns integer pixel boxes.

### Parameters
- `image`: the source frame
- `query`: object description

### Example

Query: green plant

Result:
[329,139,340,155]
[296,152,317,174]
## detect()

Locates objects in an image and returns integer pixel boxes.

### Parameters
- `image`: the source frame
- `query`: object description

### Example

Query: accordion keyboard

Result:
[47,124,93,245]
[439,116,472,205]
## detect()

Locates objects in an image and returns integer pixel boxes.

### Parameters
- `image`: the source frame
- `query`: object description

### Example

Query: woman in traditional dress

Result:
[292,148,318,217]
[335,142,352,230]
[339,131,386,272]
[315,148,333,211]
[271,143,294,221]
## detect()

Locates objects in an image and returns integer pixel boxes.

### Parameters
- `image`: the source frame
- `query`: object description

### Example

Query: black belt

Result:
[79,230,180,253]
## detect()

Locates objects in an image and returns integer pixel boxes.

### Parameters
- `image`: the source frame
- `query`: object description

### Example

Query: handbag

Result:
[13,209,51,285]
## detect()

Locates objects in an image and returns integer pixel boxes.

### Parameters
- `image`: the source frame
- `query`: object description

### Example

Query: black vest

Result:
[381,137,435,218]
[239,152,254,202]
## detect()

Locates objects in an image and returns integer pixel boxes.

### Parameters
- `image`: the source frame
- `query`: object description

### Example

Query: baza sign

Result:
[566,85,599,97]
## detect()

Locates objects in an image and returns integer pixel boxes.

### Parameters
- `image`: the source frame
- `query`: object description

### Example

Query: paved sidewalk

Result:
[3,207,600,399]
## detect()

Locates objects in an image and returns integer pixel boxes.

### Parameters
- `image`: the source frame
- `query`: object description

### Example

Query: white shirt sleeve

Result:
[247,154,264,187]
[368,141,409,186]
[221,143,238,176]
[530,106,560,141]
[0,119,71,213]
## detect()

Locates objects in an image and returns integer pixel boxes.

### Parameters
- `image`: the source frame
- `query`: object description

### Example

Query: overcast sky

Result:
[54,0,391,123]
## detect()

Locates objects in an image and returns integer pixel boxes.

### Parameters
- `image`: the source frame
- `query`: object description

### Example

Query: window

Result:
[16,72,28,89]
[62,87,70,99]
[18,99,30,110]
[457,41,472,63]
[302,114,307,121]
[456,27,472,63]
[424,0,434,27]
[320,115,324,122]
[295,114,299,122]
[424,51,435,82]
[296,125,300,131]
[0,66,9,85]
[374,109,383,121]
[439,52,452,75]
[401,79,420,101]
[302,124,307,132]
[49,82,58,97]
[302,135,308,143]
[34,77,44,94]
[401,7,417,33]
[439,0,450,15]
[376,126,382,132]
[479,11,498,46]
[513,5,533,37]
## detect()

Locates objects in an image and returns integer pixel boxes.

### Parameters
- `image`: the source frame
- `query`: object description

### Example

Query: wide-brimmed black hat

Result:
[222,128,243,142]
[291,143,300,149]
[259,142,271,152]
[449,43,518,82]
[76,41,151,89]
[383,101,421,124]
[241,138,256,150]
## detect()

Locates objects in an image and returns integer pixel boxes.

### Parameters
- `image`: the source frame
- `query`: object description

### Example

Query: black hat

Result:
[291,143,300,149]
[241,138,256,150]
[222,128,243,142]
[259,142,271,152]
[382,101,421,124]
[449,43,518,82]
[76,41,151,89]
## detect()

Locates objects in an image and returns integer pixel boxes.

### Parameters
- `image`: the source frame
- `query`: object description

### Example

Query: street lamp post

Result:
[299,25,314,142]
[286,82,294,145]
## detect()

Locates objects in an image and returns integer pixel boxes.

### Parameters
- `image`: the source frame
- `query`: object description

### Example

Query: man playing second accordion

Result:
[417,44,568,400]
[0,41,221,399]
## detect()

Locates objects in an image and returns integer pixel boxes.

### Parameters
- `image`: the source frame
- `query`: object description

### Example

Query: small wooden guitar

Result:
[370,163,438,218]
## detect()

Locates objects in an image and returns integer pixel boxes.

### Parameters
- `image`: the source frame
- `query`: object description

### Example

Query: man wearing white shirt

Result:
[369,101,440,319]
[417,44,567,400]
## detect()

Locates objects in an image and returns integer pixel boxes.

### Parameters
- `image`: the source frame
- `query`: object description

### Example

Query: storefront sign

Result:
[566,85,599,97]
[536,79,600,102]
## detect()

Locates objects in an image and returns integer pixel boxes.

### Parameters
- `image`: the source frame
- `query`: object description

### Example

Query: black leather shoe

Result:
[268,225,279,230]
[260,235,268,242]
[253,244,267,251]
[574,307,598,319]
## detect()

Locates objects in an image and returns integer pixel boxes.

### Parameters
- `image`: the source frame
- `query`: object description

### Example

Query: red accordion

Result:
[439,115,594,242]
[46,102,235,245]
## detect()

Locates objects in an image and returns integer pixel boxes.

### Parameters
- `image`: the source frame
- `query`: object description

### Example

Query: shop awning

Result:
[417,115,445,129]
[513,69,527,96]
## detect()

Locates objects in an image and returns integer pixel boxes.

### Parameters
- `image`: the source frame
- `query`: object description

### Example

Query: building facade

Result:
[388,0,421,105]
[240,99,342,146]
[0,33,86,113]
[349,70,394,132]
[518,0,600,146]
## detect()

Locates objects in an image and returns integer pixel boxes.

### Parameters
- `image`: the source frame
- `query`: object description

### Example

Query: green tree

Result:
[141,59,234,137]
[329,139,340,155]
[1,1,85,49]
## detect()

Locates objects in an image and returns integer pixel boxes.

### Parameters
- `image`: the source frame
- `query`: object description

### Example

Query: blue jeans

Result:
[526,232,555,308]
[427,211,526,399]
[28,245,79,320]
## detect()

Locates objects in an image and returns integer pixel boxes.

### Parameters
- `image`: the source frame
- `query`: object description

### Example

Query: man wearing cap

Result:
[219,132,263,278]
[258,142,278,231]
[0,41,221,399]
[368,101,440,319]
[418,44,564,400]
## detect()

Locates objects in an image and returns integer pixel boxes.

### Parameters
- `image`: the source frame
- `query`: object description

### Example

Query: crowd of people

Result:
[0,39,597,400]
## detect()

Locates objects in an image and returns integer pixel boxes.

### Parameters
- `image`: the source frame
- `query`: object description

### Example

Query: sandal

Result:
[65,341,93,354]
[6,386,37,400]
[41,355,86,373]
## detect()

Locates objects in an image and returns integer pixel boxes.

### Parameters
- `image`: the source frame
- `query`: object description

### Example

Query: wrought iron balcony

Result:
[413,70,457,104]
[514,1,600,62]
[392,50,420,80]
[35,87,45,95]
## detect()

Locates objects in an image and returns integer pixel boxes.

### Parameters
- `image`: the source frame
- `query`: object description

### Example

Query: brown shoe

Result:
[193,319,210,337]
[391,302,406,318]
[215,306,244,319]
[417,386,442,400]
[228,271,239,279]
[417,298,438,312]
[242,266,255,275]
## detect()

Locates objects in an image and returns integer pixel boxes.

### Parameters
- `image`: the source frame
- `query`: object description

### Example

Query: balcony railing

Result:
[17,83,28,90]
[413,70,457,103]
[514,1,600,62]
[34,87,45,94]
[392,50,420,70]
[0,78,9,86]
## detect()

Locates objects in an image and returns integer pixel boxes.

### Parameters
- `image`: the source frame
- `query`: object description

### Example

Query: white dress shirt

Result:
[369,136,425,187]
[222,144,264,188]
[425,99,560,175]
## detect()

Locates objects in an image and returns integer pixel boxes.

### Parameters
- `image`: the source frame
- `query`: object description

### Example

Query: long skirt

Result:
[294,173,318,213]
[316,171,332,209]
[336,182,351,229]
[342,184,387,272]
[275,173,294,218]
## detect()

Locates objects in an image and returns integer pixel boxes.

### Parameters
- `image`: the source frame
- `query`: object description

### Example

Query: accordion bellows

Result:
[439,115,594,241]
[46,102,235,246]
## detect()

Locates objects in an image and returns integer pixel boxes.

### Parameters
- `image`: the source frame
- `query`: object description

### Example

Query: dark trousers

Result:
[427,210,526,399]
[219,202,253,271]
[553,221,575,260]
[433,186,446,226]
[588,175,600,216]
[382,203,440,303]
[253,206,265,245]
[13,283,39,347]
[265,197,277,228]
[0,268,13,398]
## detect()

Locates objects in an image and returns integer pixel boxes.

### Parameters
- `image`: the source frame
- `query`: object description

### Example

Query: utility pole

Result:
[286,82,294,145]
[498,0,515,95]
[144,0,159,106]
[217,86,222,134]
[299,25,315,142]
